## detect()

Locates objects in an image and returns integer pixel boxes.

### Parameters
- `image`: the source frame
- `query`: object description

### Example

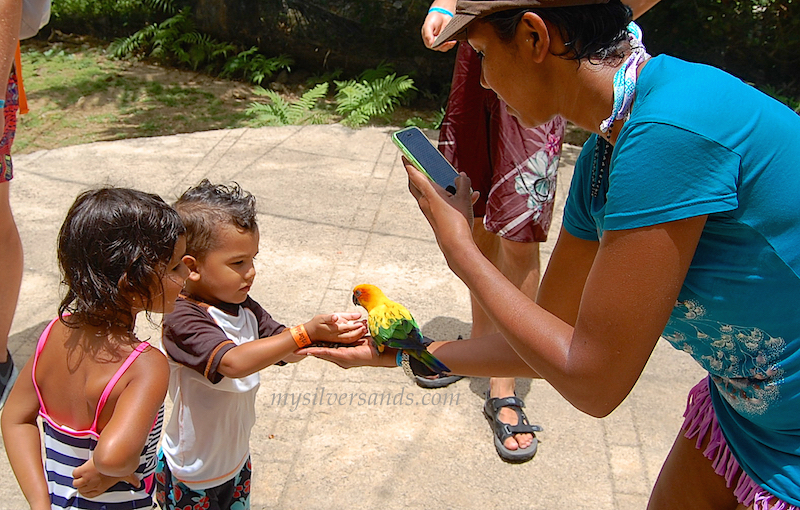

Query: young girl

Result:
[1,187,188,510]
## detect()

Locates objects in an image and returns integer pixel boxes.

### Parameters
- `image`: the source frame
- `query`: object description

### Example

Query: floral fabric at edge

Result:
[438,42,565,243]
[155,452,251,510]
[1,69,19,183]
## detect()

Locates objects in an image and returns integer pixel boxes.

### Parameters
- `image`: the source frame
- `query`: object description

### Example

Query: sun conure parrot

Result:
[352,284,450,375]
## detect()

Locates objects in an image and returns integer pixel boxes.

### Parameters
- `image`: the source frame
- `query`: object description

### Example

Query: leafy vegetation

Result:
[242,63,416,127]
[221,48,293,86]
[245,83,332,126]
[107,8,296,89]
[50,0,800,110]
[16,41,254,153]
[108,9,236,72]
[640,0,800,102]
[15,38,441,154]
[334,69,416,128]
[33,0,800,143]
[403,108,446,130]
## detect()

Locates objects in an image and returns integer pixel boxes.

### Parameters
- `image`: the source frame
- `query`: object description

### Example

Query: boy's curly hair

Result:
[173,179,258,258]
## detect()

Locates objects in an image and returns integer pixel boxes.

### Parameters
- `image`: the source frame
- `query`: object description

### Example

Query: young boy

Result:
[156,180,366,509]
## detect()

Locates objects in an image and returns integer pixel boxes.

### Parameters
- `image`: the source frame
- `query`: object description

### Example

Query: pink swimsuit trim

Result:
[32,318,150,438]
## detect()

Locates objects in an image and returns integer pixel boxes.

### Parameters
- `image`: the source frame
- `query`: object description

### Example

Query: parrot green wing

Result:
[366,296,452,376]
[367,301,425,351]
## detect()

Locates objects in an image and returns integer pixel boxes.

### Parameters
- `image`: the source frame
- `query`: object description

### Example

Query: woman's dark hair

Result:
[173,179,258,259]
[484,0,632,62]
[57,188,185,331]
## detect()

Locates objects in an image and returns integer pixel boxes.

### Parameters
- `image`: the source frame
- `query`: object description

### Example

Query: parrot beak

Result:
[352,292,360,307]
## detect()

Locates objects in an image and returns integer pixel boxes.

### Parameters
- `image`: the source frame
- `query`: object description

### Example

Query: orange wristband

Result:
[290,324,312,348]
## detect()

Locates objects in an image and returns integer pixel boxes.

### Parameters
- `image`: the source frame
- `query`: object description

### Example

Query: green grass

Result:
[15,37,443,153]
[16,41,253,154]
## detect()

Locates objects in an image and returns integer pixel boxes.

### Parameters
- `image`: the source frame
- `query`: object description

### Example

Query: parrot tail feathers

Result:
[410,349,451,376]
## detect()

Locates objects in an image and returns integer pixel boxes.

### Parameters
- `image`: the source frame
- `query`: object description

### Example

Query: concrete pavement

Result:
[0,125,705,509]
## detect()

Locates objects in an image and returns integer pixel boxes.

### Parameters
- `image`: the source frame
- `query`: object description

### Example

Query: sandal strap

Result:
[496,414,542,442]
[488,396,525,413]
[501,422,543,437]
[485,394,543,443]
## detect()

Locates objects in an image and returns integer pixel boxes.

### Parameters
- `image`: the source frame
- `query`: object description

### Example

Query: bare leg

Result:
[472,218,542,451]
[649,425,749,510]
[0,181,22,363]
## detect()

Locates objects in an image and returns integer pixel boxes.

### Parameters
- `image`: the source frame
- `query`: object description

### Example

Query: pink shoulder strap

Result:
[32,318,60,418]
[34,320,152,436]
[89,341,151,433]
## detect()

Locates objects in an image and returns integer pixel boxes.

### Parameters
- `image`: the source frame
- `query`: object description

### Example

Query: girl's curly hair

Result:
[57,188,185,332]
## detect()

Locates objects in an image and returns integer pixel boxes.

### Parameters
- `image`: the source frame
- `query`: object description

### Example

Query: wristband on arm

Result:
[290,324,312,348]
[428,6,454,16]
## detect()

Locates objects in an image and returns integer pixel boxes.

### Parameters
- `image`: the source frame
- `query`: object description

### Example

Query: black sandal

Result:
[414,373,464,389]
[483,392,542,463]
[413,334,464,388]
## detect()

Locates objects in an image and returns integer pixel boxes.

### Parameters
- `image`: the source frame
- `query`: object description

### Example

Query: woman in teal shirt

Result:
[306,0,800,507]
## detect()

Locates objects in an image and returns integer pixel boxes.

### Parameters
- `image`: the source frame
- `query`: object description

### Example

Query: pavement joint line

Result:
[17,167,96,188]
[228,128,307,183]
[315,133,398,316]
[601,409,622,510]
[630,400,652,496]
[167,127,249,197]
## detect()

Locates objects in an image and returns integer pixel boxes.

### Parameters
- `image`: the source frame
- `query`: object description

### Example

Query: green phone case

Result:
[391,129,437,183]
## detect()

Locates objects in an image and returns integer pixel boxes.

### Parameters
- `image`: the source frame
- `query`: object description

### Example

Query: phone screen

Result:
[392,127,459,194]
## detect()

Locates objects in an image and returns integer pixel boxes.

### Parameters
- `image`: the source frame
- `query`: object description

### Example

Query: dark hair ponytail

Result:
[485,0,632,62]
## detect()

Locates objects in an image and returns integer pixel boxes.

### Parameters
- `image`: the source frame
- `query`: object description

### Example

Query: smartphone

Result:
[392,126,459,194]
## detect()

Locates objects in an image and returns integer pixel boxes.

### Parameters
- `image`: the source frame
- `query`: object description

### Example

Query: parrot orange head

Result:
[352,284,386,311]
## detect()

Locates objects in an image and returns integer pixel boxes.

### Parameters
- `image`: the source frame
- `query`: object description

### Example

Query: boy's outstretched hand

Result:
[305,312,367,345]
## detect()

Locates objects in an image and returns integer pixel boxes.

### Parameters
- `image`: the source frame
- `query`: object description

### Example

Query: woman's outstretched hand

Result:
[299,338,397,369]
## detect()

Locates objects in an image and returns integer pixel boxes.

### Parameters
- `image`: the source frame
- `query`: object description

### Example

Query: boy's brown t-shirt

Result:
[162,295,284,383]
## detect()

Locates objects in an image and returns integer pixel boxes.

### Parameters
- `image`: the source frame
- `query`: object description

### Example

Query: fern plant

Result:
[108,8,235,71]
[221,47,293,85]
[334,73,416,128]
[306,69,343,88]
[404,107,446,130]
[246,83,331,126]
[108,23,159,59]
[357,62,396,83]
[143,0,177,15]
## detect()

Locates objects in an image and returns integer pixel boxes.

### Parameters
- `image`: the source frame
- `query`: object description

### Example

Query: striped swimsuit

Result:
[33,319,163,510]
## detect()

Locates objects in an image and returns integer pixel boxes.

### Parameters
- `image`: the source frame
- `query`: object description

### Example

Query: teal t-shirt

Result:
[564,55,800,503]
